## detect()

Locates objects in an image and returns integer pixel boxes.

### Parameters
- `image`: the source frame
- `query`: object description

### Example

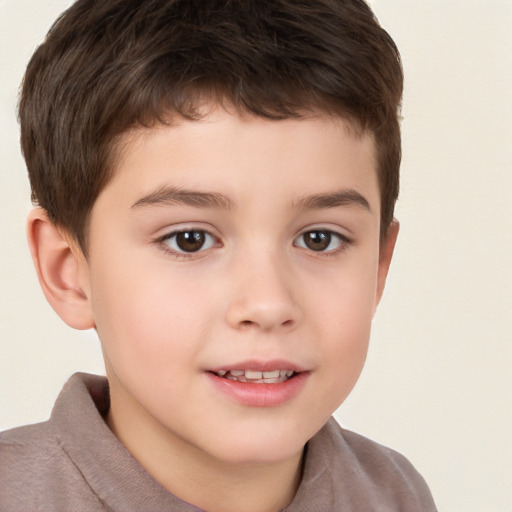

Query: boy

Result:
[0,0,437,510]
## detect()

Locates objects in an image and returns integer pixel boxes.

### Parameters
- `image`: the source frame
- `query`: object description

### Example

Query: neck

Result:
[167,450,304,512]
[107,397,304,512]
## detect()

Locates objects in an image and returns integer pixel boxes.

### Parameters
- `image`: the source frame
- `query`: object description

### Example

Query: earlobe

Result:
[27,208,95,330]
[375,219,399,310]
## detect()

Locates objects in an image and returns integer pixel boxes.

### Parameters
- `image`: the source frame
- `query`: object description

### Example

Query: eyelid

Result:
[293,226,352,254]
[155,224,222,258]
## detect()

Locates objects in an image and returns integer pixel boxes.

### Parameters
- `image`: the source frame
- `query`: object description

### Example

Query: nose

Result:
[225,252,302,332]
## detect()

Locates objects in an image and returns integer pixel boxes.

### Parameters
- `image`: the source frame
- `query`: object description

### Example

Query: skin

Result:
[28,107,398,512]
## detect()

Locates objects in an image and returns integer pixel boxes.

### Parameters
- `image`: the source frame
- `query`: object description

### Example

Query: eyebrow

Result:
[131,186,234,210]
[294,189,371,212]
[131,185,370,213]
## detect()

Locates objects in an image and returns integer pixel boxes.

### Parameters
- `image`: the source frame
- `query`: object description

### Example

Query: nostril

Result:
[239,319,294,329]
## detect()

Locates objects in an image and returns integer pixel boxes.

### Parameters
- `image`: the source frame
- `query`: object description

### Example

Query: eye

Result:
[161,229,217,253]
[294,229,347,253]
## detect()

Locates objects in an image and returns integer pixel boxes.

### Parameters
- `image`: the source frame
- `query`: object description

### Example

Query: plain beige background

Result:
[1,1,511,511]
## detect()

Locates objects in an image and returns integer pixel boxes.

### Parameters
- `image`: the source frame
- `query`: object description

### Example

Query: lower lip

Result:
[206,372,309,407]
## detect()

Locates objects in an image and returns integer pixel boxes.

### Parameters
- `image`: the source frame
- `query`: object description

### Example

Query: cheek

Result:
[307,258,378,392]
[89,257,215,370]
[319,294,372,376]
[310,253,378,333]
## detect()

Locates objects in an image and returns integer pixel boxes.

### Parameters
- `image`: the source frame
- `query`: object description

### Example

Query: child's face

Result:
[80,107,394,466]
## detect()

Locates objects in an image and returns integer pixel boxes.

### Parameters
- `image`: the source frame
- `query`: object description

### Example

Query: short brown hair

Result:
[19,0,403,252]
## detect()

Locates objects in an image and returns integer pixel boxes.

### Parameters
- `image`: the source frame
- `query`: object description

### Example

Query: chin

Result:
[203,426,308,466]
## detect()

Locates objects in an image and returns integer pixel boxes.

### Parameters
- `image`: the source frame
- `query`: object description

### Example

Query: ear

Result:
[375,219,399,310]
[27,208,95,330]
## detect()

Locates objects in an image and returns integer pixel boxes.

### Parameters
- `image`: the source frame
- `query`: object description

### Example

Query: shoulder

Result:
[1,421,60,476]
[300,418,437,511]
[0,421,105,512]
[329,419,427,481]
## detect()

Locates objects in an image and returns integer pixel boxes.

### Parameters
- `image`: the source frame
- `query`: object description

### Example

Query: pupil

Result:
[304,231,330,251]
[176,231,205,252]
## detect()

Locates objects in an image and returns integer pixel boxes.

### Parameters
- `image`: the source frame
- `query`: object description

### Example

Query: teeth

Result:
[215,369,295,382]
[245,370,263,379]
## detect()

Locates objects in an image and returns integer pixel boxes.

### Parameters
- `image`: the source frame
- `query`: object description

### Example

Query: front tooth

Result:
[263,370,280,379]
[245,370,263,379]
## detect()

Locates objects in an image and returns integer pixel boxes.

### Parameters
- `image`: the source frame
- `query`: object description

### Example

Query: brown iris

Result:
[302,230,332,251]
[175,231,207,252]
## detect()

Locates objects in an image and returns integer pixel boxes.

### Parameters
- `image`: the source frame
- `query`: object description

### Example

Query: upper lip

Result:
[207,359,308,373]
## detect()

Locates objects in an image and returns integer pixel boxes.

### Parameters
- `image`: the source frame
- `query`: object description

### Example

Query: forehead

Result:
[104,107,379,209]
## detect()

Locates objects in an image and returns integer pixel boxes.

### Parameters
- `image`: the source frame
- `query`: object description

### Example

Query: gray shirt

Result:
[0,373,437,511]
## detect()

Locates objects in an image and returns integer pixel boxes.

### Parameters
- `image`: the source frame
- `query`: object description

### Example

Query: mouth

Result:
[210,369,296,384]
[206,360,309,407]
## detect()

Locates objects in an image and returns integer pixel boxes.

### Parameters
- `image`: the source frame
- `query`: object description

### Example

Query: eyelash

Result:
[155,227,352,259]
[293,229,351,256]
[156,229,219,259]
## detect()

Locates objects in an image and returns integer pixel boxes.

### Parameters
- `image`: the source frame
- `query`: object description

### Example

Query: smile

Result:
[207,369,308,407]
[213,369,295,384]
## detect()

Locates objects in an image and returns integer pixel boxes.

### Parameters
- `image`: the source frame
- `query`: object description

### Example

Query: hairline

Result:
[75,103,381,258]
